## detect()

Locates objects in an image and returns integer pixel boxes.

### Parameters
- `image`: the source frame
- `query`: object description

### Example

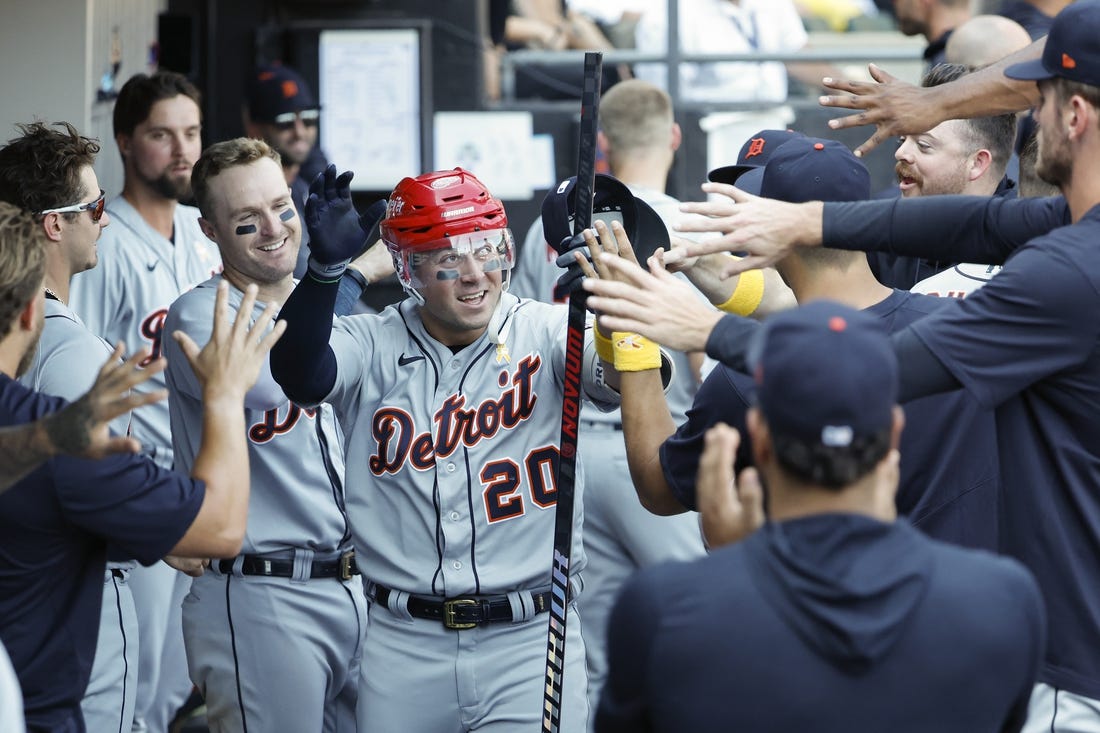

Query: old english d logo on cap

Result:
[1063,53,1077,69]
[745,138,767,159]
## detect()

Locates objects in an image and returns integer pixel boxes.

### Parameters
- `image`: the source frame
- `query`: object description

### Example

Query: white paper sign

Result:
[434,111,538,200]
[319,29,421,191]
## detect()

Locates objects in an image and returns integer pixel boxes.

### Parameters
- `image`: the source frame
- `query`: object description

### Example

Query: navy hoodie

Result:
[596,514,1043,733]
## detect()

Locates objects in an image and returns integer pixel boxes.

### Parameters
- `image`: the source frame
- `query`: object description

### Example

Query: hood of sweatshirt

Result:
[743,513,931,674]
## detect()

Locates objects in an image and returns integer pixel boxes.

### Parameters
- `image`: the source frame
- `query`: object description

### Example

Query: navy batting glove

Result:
[305,165,364,280]
[552,232,592,301]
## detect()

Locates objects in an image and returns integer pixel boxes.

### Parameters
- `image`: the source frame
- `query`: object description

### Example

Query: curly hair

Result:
[0,121,100,214]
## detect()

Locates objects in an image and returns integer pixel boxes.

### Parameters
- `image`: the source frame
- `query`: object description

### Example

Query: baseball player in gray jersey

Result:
[0,121,141,733]
[68,72,219,733]
[164,137,366,732]
[271,166,669,731]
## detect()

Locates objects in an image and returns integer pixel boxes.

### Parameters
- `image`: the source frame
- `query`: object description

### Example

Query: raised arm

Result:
[673,183,1069,276]
[819,38,1044,157]
[271,166,375,405]
[168,282,285,557]
[0,345,167,492]
[577,236,723,514]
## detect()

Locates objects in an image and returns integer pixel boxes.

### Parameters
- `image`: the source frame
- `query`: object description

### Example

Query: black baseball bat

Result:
[542,50,602,733]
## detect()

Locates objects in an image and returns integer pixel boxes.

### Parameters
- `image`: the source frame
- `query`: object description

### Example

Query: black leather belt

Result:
[373,584,567,630]
[580,419,623,431]
[218,550,358,581]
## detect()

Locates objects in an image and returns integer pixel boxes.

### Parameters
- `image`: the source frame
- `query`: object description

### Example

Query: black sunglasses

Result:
[272,109,321,132]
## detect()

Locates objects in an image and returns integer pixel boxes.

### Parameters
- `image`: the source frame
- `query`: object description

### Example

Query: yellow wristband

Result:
[594,326,615,363]
[612,331,660,372]
[717,267,765,316]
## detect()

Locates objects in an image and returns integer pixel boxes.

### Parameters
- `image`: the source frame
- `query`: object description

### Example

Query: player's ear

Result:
[889,405,905,451]
[596,130,610,159]
[746,407,771,466]
[670,122,682,153]
[115,133,131,161]
[968,148,992,182]
[18,289,42,332]
[39,212,64,243]
[198,217,218,243]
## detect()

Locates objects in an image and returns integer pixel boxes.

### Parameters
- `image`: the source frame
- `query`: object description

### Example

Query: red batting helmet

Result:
[381,168,515,296]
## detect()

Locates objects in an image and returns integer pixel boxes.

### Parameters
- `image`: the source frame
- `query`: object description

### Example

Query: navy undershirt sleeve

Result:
[823,195,1069,264]
[892,327,961,403]
[334,271,367,316]
[271,275,340,406]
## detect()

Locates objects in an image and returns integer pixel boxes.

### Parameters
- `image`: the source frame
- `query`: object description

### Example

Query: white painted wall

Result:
[0,0,166,196]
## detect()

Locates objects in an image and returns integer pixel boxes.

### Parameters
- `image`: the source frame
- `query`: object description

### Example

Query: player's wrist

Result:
[611,331,661,372]
[308,255,350,283]
[341,267,369,292]
[716,267,764,316]
[593,326,614,363]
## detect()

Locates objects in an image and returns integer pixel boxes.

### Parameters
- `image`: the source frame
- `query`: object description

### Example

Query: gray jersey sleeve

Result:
[21,302,129,436]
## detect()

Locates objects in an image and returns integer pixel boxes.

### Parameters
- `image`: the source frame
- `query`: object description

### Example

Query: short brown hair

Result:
[0,121,100,213]
[113,71,202,139]
[599,80,674,169]
[922,64,1016,180]
[0,202,46,339]
[191,137,281,219]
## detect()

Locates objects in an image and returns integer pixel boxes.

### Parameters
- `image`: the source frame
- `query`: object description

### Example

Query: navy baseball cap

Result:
[757,137,871,204]
[541,173,670,261]
[247,64,319,123]
[749,300,897,448]
[707,129,804,187]
[1005,1,1100,87]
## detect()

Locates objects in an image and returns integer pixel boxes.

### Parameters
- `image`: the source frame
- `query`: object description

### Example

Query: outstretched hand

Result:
[172,281,286,400]
[696,423,765,550]
[673,183,824,276]
[305,165,366,267]
[48,344,168,460]
[581,247,722,353]
[819,64,945,158]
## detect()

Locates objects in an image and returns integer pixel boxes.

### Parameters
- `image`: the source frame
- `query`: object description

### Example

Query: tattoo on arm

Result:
[44,398,94,456]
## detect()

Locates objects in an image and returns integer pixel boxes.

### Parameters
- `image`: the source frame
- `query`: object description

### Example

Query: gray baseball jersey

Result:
[69,197,220,470]
[316,291,614,731]
[322,291,619,595]
[67,196,219,732]
[17,296,140,733]
[514,185,708,724]
[164,276,365,730]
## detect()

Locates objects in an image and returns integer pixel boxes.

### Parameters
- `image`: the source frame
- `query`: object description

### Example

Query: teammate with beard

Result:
[69,71,221,733]
[874,63,1018,290]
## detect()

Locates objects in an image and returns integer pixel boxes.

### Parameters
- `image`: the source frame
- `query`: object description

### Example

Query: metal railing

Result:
[498,0,922,108]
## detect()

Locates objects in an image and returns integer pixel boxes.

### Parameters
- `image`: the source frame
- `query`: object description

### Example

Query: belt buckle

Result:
[442,598,478,630]
[339,551,355,581]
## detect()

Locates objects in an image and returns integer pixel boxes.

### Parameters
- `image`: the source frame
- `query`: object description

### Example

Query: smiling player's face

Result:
[415,246,504,348]
[199,157,301,297]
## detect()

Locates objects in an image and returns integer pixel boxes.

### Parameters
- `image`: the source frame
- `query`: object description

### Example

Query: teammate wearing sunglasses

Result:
[245,63,330,279]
